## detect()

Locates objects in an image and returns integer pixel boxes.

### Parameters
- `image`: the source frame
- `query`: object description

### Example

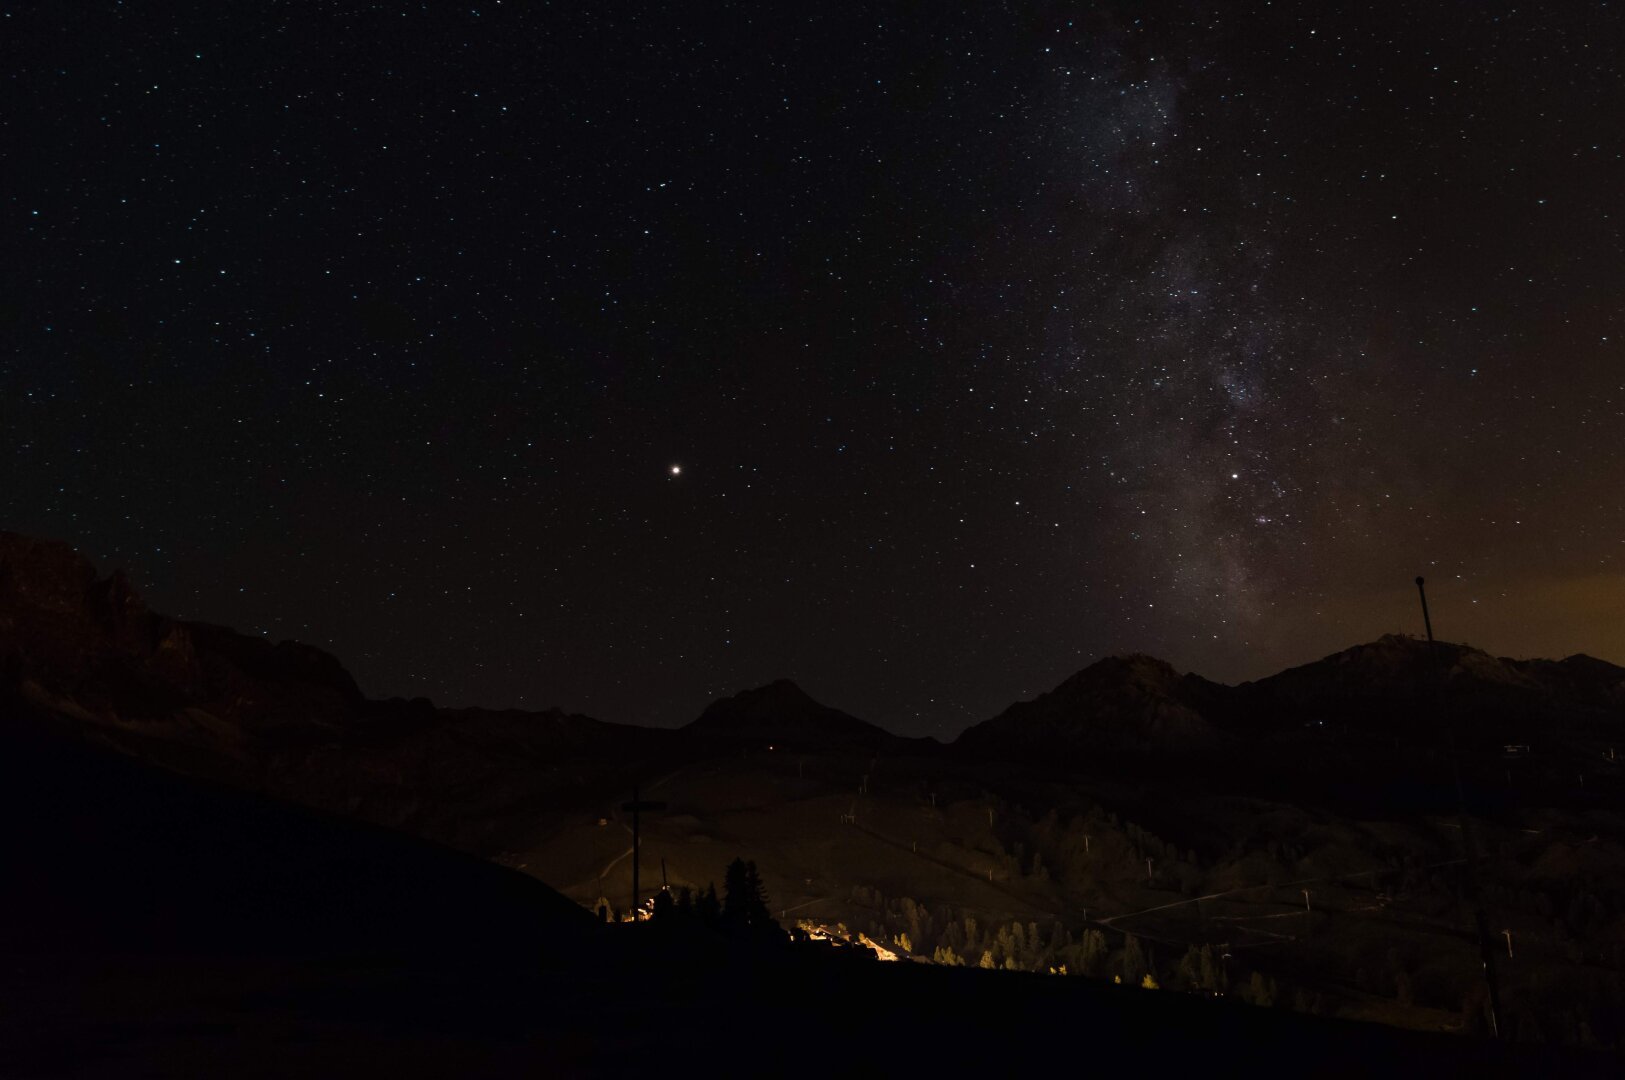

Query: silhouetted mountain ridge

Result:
[686,678,910,749]
[954,634,1623,766]
[8,531,1625,1062]
[956,654,1228,758]
[1235,634,1625,739]
[4,529,1621,803]
[0,530,671,846]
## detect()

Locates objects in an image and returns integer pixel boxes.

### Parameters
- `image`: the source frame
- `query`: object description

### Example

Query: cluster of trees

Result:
[845,885,1234,989]
[965,804,1206,899]
[652,858,787,945]
[842,884,1328,1013]
[846,886,1087,973]
[928,917,1079,973]
[654,856,1622,1046]
[908,787,1625,1047]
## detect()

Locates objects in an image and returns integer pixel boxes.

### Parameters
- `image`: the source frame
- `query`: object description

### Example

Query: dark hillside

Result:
[5,531,1625,1059]
[0,530,678,848]
[0,715,1607,1076]
[0,713,597,962]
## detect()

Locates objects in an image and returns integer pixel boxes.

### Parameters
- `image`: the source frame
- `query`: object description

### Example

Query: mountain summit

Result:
[955,654,1227,760]
[1238,633,1625,739]
[5,528,1620,787]
[686,679,898,749]
[953,634,1625,767]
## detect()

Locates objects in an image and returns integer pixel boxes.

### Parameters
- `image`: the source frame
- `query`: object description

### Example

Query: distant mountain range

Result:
[4,529,1622,822]
[960,635,1625,764]
[9,530,1625,1064]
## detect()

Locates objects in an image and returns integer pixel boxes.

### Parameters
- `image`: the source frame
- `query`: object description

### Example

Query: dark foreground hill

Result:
[0,721,1606,1077]
[0,716,599,961]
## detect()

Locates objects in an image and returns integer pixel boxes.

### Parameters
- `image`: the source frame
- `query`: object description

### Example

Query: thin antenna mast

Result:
[1415,576,1504,1040]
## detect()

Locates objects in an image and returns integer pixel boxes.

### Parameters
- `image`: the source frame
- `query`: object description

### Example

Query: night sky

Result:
[6,4,1623,735]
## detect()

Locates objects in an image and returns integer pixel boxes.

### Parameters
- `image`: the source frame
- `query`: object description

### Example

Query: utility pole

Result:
[1416,576,1504,1039]
[620,785,668,920]
[1146,857,1154,882]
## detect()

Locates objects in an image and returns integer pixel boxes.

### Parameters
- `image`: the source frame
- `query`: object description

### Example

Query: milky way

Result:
[5,5,1622,734]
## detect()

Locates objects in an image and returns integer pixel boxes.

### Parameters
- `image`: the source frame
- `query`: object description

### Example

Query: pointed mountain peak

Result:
[737,678,816,703]
[1060,653,1184,688]
[686,679,891,748]
[1257,634,1509,694]
[1555,653,1625,679]
[956,651,1221,759]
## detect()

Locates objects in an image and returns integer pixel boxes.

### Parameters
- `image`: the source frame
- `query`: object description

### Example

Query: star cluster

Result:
[5,4,1622,734]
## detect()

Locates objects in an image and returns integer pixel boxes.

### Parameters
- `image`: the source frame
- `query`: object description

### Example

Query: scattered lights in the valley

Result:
[796,921,902,962]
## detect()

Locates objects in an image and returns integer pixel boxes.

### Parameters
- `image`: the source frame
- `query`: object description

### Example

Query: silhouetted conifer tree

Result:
[721,858,786,945]
[1198,945,1218,992]
[1246,971,1277,1007]
[1176,946,1202,991]
[723,858,770,926]
[696,882,721,925]
[1073,928,1108,977]
[1121,933,1148,988]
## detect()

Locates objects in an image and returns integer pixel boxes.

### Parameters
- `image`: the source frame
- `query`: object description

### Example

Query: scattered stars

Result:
[3,3,1618,736]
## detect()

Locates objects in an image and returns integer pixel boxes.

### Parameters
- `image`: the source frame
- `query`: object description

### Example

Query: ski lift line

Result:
[598,843,635,881]
[1099,857,1467,927]
[850,819,1057,919]
[642,763,695,794]
[778,897,828,917]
